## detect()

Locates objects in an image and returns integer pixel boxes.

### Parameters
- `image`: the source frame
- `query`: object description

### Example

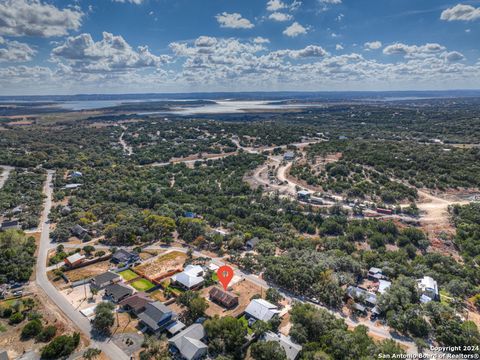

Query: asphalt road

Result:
[35,170,129,360]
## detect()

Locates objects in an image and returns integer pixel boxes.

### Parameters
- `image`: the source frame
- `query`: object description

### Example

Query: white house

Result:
[264,332,302,360]
[245,298,280,322]
[171,265,204,290]
[417,276,439,302]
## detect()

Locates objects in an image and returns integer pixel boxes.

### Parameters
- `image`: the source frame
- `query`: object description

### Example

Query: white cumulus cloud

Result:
[112,0,144,4]
[283,22,308,37]
[51,32,171,73]
[441,4,480,22]
[216,12,254,29]
[269,12,293,21]
[0,37,36,62]
[267,0,287,12]
[0,0,83,37]
[364,41,382,50]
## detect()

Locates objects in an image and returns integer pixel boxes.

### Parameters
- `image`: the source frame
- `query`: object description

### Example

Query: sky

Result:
[0,0,479,95]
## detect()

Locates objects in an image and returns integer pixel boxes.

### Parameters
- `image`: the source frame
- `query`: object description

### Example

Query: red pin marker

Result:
[217,265,234,291]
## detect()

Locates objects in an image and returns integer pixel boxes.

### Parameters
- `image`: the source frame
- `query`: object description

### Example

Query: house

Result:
[245,237,260,251]
[105,283,133,303]
[245,298,280,322]
[70,224,88,239]
[0,350,8,360]
[263,332,302,360]
[64,183,82,190]
[169,324,208,360]
[60,206,72,216]
[417,276,439,302]
[91,271,121,290]
[346,286,377,307]
[119,292,153,315]
[64,253,86,267]
[376,208,393,215]
[297,190,311,201]
[70,171,83,178]
[111,249,140,265]
[138,301,177,333]
[377,280,391,295]
[0,220,20,231]
[367,267,385,281]
[284,151,295,161]
[171,265,204,290]
[209,287,239,309]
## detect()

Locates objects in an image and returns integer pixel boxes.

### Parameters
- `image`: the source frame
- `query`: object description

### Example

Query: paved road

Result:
[35,170,129,360]
[0,165,14,189]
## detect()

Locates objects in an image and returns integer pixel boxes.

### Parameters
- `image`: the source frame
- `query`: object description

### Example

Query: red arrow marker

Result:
[217,265,234,291]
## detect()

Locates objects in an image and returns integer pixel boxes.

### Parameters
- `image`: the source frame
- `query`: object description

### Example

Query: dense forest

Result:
[0,169,46,229]
[300,140,480,190]
[0,230,36,283]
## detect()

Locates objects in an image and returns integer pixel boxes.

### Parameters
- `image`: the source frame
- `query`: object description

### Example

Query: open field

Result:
[134,251,187,280]
[65,260,112,283]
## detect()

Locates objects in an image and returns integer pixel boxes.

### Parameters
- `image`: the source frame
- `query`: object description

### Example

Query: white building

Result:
[171,265,204,290]
[417,276,439,302]
[245,298,280,322]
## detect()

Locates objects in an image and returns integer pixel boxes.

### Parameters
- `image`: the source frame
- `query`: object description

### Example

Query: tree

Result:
[9,312,24,325]
[83,348,102,360]
[251,341,287,360]
[140,336,172,360]
[36,325,57,342]
[266,288,283,305]
[21,319,43,339]
[204,316,247,358]
[92,302,115,335]
[83,245,96,256]
[144,214,176,240]
[41,333,80,359]
[176,291,208,324]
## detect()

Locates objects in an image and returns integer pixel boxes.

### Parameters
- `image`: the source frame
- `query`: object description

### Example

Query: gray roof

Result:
[138,301,174,331]
[264,332,302,360]
[169,324,207,360]
[112,249,138,263]
[346,286,377,306]
[92,271,120,286]
[0,351,8,360]
[105,283,133,300]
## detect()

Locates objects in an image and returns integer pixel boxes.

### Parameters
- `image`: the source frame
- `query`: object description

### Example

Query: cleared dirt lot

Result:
[65,260,112,283]
[201,279,263,318]
[134,251,187,280]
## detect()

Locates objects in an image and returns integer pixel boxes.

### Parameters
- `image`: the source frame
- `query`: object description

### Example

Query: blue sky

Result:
[0,0,479,94]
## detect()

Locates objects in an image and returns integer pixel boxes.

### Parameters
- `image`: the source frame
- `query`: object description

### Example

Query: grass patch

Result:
[238,315,253,334]
[0,323,6,332]
[119,269,138,281]
[130,278,155,291]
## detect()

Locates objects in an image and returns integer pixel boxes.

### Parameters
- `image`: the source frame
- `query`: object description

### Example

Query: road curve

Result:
[0,165,14,190]
[36,170,129,360]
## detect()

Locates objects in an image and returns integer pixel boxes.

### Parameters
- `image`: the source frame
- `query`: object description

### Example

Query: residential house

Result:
[111,249,140,265]
[0,220,20,231]
[64,183,82,190]
[138,301,177,333]
[209,287,239,309]
[346,286,377,307]
[245,237,260,251]
[263,332,302,360]
[169,324,208,360]
[284,151,295,161]
[417,276,439,303]
[91,271,121,290]
[105,283,133,303]
[119,292,153,315]
[171,265,204,290]
[70,224,88,239]
[297,190,311,201]
[64,253,86,267]
[245,298,280,322]
[367,267,385,281]
[377,280,391,295]
[70,171,83,178]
